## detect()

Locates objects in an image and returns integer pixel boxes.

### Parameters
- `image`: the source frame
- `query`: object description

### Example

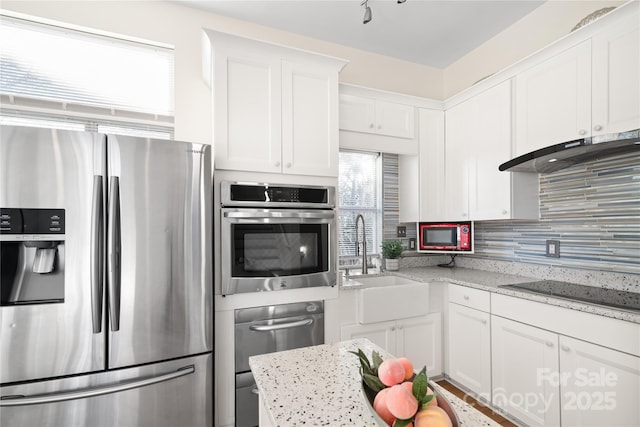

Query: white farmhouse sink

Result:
[354,276,429,324]
[350,275,419,287]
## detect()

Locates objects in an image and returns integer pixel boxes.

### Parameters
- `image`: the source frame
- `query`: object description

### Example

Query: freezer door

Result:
[0,353,212,427]
[106,135,212,368]
[0,126,106,384]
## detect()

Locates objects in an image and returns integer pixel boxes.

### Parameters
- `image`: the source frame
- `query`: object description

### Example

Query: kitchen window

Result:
[338,150,382,258]
[0,13,174,138]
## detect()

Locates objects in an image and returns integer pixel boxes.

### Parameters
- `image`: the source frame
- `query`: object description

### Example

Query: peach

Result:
[373,388,395,426]
[397,357,414,380]
[414,406,452,427]
[425,386,438,407]
[386,384,419,420]
[378,359,406,387]
[401,381,413,395]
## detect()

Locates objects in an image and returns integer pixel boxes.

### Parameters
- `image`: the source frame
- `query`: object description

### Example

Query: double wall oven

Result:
[220,181,337,296]
[221,181,336,427]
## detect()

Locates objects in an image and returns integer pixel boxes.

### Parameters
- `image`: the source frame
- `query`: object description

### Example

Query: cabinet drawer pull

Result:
[481,319,487,325]
[463,295,470,300]
[561,344,571,352]
[578,129,587,136]
[594,124,603,131]
[545,341,554,348]
[275,161,281,167]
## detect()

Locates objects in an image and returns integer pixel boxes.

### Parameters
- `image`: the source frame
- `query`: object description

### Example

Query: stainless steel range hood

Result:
[499,129,640,173]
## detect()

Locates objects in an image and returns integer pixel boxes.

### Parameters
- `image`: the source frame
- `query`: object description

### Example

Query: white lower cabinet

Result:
[447,302,491,398]
[491,315,561,426]
[559,336,640,427]
[491,315,640,427]
[341,313,442,378]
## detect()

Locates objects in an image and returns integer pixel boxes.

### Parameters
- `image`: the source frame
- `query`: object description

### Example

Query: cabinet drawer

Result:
[448,284,490,312]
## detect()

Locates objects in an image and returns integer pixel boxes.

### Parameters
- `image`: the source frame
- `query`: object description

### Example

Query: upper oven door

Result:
[221,208,336,295]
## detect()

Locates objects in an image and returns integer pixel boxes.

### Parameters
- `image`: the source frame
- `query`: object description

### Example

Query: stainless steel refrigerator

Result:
[0,125,212,426]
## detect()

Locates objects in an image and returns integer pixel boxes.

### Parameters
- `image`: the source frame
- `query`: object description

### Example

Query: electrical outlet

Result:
[546,240,560,258]
[397,226,407,238]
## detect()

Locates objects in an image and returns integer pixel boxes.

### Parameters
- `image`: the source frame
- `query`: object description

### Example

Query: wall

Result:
[2,0,624,122]
[1,0,442,146]
[443,0,626,98]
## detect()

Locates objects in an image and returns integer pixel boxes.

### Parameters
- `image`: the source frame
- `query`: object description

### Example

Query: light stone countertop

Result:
[249,338,502,427]
[341,267,640,324]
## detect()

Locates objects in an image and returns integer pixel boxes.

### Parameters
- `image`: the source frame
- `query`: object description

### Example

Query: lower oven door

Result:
[221,208,336,295]
[234,301,324,427]
[235,371,259,427]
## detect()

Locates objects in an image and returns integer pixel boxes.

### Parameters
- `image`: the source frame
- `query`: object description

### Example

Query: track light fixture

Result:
[361,0,406,24]
[361,0,372,24]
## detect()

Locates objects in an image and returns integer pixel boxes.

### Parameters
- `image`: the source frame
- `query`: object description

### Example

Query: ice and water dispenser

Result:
[0,208,65,305]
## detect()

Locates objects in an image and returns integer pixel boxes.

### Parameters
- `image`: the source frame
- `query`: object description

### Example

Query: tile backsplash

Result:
[470,152,639,277]
[396,151,640,291]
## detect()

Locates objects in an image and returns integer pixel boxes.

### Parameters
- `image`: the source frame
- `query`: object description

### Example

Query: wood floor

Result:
[436,380,519,427]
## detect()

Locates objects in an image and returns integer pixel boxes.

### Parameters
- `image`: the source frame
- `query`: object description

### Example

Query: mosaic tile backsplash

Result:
[470,152,639,277]
[390,152,639,291]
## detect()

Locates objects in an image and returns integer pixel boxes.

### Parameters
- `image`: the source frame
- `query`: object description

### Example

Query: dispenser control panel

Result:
[0,208,65,234]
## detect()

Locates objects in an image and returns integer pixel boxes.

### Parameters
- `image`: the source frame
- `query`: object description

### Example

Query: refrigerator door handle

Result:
[107,176,121,331]
[90,176,104,334]
[0,365,195,407]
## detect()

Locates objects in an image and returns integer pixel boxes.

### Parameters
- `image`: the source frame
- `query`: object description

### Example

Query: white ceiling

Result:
[175,0,546,68]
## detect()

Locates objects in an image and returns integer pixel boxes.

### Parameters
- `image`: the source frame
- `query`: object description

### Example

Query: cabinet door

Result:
[340,322,396,355]
[515,40,592,155]
[559,336,640,427]
[213,45,282,173]
[592,11,640,136]
[448,303,491,397]
[375,100,415,139]
[396,313,442,378]
[282,60,338,177]
[468,81,516,220]
[443,104,470,220]
[491,315,560,427]
[418,109,446,221]
[339,94,376,134]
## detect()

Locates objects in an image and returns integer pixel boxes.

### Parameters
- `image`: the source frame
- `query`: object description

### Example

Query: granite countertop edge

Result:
[341,267,640,324]
[249,338,502,427]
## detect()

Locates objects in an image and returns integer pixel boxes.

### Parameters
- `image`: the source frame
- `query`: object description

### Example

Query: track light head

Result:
[397,0,406,3]
[363,4,372,24]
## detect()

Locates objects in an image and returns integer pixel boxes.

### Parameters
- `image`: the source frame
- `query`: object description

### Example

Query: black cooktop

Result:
[500,280,640,312]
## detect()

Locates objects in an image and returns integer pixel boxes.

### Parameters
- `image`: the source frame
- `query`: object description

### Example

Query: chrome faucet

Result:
[355,214,368,274]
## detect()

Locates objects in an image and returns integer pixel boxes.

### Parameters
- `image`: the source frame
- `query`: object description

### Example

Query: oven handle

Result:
[224,211,334,220]
[249,318,313,332]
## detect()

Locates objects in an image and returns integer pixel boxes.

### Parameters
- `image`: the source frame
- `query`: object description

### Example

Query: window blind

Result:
[338,150,382,257]
[0,14,174,136]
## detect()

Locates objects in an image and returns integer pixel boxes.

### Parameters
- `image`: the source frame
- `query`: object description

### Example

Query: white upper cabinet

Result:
[206,30,347,177]
[445,80,538,221]
[515,40,591,155]
[399,109,446,223]
[515,5,639,155]
[591,10,640,136]
[339,94,415,139]
[281,60,342,176]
